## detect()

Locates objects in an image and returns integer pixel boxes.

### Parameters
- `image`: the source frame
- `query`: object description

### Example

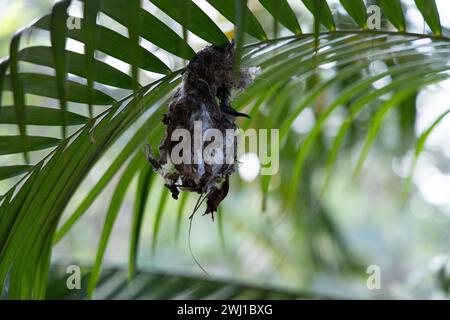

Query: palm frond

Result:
[0,0,449,299]
[46,265,335,300]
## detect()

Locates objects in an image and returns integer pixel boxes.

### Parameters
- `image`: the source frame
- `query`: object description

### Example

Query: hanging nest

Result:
[146,41,260,220]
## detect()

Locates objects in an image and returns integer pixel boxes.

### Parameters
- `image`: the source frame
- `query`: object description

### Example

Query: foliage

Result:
[0,0,449,299]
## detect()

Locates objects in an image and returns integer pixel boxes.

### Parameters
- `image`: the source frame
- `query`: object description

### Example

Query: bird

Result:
[221,105,251,119]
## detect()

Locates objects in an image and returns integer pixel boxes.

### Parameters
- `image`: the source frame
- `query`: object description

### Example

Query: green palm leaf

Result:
[259,0,302,35]
[1,0,450,300]
[47,265,335,300]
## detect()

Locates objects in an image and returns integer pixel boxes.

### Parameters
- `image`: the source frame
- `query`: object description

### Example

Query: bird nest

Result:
[147,41,260,220]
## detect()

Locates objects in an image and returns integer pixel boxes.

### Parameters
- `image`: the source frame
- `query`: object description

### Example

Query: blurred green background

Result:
[1,0,450,299]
